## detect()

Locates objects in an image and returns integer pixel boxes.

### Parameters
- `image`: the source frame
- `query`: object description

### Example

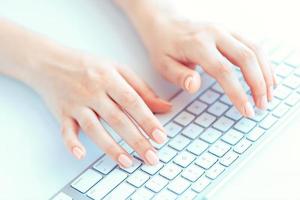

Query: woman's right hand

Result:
[30,50,171,168]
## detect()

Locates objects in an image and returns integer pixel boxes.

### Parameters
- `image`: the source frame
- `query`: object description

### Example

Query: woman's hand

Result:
[0,19,172,167]
[116,0,276,117]
[36,53,172,167]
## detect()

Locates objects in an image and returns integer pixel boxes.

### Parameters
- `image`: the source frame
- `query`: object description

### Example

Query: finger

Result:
[158,56,201,93]
[92,97,159,165]
[117,67,172,114]
[216,33,268,109]
[196,47,255,117]
[61,117,86,160]
[106,70,168,145]
[231,33,274,101]
[73,107,133,168]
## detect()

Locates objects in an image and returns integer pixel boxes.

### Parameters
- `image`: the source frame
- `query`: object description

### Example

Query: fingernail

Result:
[259,95,268,110]
[72,146,84,160]
[145,149,159,165]
[244,102,255,117]
[152,129,167,144]
[184,76,194,91]
[118,154,133,168]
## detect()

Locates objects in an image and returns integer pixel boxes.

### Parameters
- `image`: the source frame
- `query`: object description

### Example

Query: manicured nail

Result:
[184,76,194,91]
[118,154,133,168]
[145,149,159,165]
[152,129,167,144]
[259,95,268,110]
[72,146,84,160]
[244,102,255,117]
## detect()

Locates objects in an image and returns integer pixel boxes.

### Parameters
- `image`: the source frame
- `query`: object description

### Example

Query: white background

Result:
[0,0,299,199]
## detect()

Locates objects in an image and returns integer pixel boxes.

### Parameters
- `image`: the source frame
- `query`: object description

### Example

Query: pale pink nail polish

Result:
[244,102,255,117]
[72,146,84,160]
[118,154,133,168]
[184,76,194,91]
[145,149,159,165]
[152,129,167,144]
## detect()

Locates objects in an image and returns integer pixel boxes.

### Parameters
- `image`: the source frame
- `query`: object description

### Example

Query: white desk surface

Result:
[0,0,299,199]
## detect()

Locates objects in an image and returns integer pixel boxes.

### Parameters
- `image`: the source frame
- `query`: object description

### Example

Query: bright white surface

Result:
[0,0,299,199]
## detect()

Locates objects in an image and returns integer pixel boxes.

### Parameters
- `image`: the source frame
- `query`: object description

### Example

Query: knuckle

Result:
[106,112,124,126]
[212,60,232,76]
[81,116,96,132]
[237,48,256,64]
[121,91,138,108]
[133,138,150,152]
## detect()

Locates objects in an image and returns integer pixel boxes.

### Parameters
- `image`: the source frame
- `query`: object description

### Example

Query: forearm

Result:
[114,0,171,48]
[0,18,74,89]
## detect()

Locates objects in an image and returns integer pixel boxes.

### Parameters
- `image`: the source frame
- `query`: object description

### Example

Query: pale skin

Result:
[0,0,276,168]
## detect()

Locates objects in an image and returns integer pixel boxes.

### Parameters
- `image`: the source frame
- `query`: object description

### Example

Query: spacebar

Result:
[87,169,128,200]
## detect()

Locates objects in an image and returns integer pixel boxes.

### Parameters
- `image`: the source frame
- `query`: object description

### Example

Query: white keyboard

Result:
[52,44,300,200]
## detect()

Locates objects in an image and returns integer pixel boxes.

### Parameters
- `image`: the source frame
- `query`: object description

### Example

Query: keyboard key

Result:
[174,111,195,126]
[87,169,127,200]
[187,139,209,156]
[206,163,225,179]
[199,89,220,104]
[182,164,205,182]
[220,151,239,167]
[121,158,141,173]
[207,101,229,116]
[195,152,218,169]
[71,169,102,193]
[209,141,231,157]
[213,116,235,132]
[130,188,154,200]
[127,170,150,188]
[260,115,278,129]
[169,134,191,151]
[283,75,300,89]
[274,85,292,100]
[159,146,177,163]
[212,83,223,93]
[168,176,191,194]
[225,106,242,120]
[178,190,198,200]
[187,100,208,115]
[219,94,233,105]
[153,190,177,200]
[103,182,135,200]
[234,138,252,154]
[182,123,204,139]
[273,103,290,118]
[276,63,294,77]
[222,129,243,145]
[93,156,117,175]
[270,46,292,64]
[200,128,222,144]
[234,118,256,133]
[52,192,72,200]
[141,162,164,175]
[247,127,265,142]
[192,176,211,193]
[165,122,182,138]
[195,112,216,128]
[267,98,281,110]
[145,175,168,192]
[285,92,300,106]
[160,163,182,180]
[174,151,196,167]
[249,109,268,122]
